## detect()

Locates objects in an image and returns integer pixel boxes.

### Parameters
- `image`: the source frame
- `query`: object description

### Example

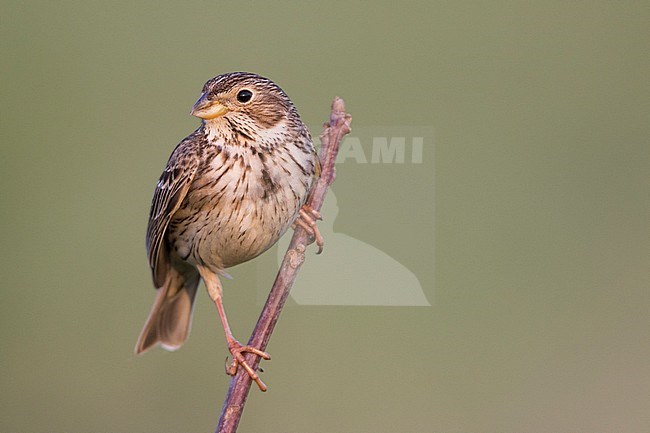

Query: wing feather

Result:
[146,132,203,287]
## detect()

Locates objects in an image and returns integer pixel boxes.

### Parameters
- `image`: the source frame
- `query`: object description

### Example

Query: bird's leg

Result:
[197,266,271,392]
[293,205,324,253]
[213,295,271,391]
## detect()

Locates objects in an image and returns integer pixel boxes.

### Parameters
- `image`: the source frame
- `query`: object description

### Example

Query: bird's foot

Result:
[293,205,324,253]
[225,340,271,392]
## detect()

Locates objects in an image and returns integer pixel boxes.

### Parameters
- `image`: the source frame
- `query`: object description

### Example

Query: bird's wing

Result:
[146,133,202,288]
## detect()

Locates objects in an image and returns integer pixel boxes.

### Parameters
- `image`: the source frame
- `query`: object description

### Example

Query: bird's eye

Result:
[236,89,253,103]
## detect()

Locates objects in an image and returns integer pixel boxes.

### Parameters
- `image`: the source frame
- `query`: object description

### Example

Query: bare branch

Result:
[215,97,351,433]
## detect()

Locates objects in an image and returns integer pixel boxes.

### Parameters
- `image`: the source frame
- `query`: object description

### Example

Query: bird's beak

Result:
[190,93,229,119]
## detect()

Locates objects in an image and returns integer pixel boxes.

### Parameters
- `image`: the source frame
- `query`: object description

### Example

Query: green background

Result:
[1,1,648,432]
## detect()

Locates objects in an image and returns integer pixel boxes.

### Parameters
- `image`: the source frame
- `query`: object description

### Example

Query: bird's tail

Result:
[135,266,200,354]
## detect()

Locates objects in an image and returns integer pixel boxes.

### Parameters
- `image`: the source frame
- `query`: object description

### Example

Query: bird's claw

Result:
[293,205,324,253]
[225,341,271,392]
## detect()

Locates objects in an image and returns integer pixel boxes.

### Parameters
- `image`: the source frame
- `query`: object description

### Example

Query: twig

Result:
[215,97,351,433]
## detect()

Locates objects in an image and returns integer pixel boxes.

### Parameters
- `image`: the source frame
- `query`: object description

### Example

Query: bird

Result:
[135,72,322,391]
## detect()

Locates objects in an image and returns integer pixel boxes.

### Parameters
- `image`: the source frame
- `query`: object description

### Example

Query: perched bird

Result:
[135,72,321,391]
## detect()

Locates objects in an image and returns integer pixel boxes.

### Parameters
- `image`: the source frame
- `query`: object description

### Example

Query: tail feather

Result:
[135,267,200,354]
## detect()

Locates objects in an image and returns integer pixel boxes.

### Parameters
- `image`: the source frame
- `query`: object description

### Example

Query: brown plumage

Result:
[135,72,320,390]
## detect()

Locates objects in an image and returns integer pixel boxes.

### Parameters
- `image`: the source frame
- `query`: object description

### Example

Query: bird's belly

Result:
[167,157,310,271]
[170,197,299,270]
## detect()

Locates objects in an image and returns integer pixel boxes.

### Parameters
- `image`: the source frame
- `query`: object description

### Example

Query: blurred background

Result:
[1,1,648,432]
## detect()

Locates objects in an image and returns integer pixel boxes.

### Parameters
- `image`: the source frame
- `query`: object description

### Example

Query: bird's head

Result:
[191,72,298,133]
